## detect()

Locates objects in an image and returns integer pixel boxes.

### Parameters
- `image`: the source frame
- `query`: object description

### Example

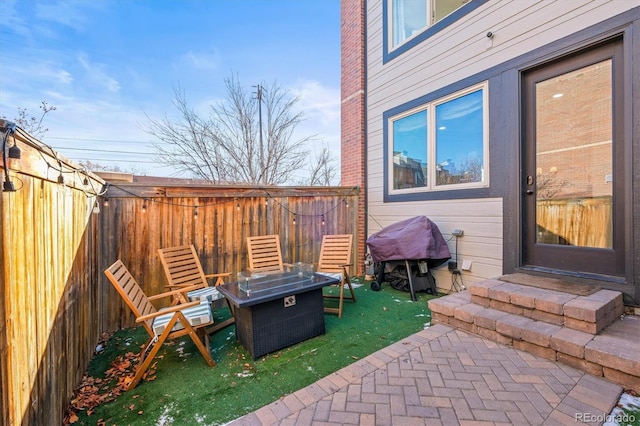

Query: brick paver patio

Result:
[228,324,622,425]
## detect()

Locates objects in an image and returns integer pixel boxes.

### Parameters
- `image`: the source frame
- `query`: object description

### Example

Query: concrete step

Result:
[428,284,640,393]
[467,278,624,334]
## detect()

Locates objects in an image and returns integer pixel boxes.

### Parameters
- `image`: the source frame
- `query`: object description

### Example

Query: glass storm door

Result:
[522,38,625,277]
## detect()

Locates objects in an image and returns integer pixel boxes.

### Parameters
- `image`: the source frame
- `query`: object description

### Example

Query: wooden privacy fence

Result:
[536,197,612,248]
[1,124,105,426]
[1,120,360,425]
[101,181,360,328]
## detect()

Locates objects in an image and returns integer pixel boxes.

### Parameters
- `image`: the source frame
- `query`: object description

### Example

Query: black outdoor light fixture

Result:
[2,121,19,192]
[8,141,21,159]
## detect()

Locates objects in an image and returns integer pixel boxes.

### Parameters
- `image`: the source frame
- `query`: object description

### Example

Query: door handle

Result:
[526,175,534,195]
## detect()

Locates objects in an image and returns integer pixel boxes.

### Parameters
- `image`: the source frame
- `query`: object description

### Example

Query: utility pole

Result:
[255,84,264,183]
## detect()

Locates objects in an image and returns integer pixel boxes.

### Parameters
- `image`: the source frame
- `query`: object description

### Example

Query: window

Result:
[390,0,468,48]
[389,83,488,193]
[392,110,428,189]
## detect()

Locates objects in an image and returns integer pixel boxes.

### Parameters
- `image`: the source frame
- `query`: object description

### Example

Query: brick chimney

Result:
[341,0,366,274]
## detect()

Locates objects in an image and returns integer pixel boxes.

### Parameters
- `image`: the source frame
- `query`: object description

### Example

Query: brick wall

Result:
[535,61,613,200]
[341,0,366,273]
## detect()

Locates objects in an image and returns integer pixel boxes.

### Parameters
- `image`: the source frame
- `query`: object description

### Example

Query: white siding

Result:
[365,0,636,286]
[367,198,503,291]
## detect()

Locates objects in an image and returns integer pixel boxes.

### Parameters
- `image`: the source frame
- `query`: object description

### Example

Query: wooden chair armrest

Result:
[147,284,204,301]
[136,300,200,322]
[205,272,231,286]
[204,272,231,278]
[165,284,192,290]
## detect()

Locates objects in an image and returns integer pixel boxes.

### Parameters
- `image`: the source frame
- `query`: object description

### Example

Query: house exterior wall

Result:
[356,0,639,298]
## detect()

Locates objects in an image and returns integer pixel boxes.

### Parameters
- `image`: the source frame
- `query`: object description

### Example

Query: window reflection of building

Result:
[534,59,613,248]
[437,157,483,185]
[393,151,426,188]
[389,84,487,193]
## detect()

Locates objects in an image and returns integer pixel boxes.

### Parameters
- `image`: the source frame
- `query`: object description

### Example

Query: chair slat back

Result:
[158,245,208,289]
[247,235,284,273]
[317,234,353,274]
[104,260,156,334]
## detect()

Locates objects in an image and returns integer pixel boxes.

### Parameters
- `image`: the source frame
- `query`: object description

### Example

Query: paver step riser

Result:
[430,308,640,393]
[467,281,624,334]
[428,281,640,394]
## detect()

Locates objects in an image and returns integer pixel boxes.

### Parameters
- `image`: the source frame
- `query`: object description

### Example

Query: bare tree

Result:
[145,75,316,185]
[77,160,123,172]
[77,160,145,175]
[436,155,483,185]
[2,101,57,139]
[302,148,339,186]
[536,170,569,200]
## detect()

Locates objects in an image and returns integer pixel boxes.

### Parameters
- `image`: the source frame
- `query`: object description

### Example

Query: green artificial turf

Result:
[71,279,435,425]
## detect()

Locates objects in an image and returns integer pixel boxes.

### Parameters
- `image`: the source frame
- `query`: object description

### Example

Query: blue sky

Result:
[0,0,341,178]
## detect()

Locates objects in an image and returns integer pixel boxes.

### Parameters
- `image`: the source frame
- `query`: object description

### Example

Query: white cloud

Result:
[287,80,341,182]
[0,0,29,36]
[34,0,105,32]
[56,69,74,85]
[292,80,341,127]
[1,59,73,90]
[37,95,174,176]
[179,50,221,71]
[290,80,341,151]
[77,54,121,93]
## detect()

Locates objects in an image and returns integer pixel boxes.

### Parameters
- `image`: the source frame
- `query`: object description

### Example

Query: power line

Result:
[53,146,153,155]
[66,157,158,164]
[47,136,160,144]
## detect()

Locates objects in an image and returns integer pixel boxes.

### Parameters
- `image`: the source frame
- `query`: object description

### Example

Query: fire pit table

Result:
[217,270,339,359]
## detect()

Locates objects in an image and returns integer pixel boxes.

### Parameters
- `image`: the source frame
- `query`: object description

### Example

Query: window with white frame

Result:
[389,83,488,192]
[390,0,468,48]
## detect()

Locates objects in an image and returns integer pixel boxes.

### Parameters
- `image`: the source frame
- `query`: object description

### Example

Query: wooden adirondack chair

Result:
[158,244,234,331]
[317,234,356,318]
[104,259,216,390]
[246,235,293,273]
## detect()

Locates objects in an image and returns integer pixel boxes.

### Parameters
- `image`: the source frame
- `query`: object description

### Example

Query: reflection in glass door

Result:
[523,38,625,277]
[534,60,613,249]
